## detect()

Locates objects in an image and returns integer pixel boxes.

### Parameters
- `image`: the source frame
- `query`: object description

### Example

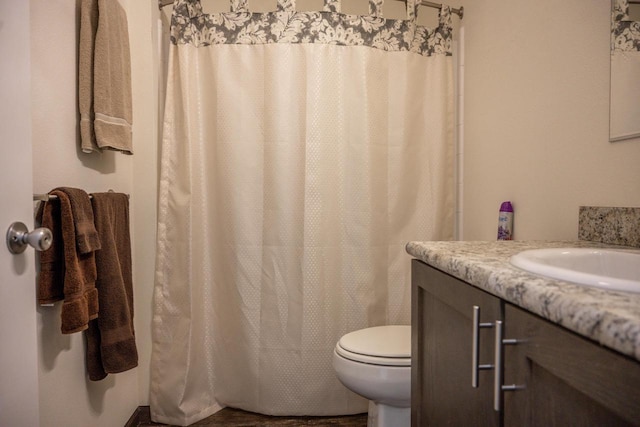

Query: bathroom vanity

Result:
[407,241,640,427]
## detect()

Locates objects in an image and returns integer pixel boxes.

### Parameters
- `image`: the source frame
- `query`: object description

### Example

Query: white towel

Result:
[79,0,133,155]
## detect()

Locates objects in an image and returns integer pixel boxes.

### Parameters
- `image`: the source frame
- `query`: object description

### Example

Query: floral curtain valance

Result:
[612,0,640,52]
[170,0,453,56]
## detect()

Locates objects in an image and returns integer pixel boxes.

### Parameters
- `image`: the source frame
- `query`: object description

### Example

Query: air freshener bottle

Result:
[497,201,514,240]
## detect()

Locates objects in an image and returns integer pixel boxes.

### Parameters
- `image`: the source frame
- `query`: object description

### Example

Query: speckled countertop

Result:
[406,240,640,363]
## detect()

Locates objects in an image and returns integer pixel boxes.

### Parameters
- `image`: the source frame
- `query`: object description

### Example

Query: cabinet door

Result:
[504,304,640,427]
[412,260,502,427]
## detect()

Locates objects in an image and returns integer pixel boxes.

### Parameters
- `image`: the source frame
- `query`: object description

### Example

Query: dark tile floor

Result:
[140,407,367,426]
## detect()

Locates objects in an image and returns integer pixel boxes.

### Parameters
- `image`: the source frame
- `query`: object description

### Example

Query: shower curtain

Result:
[150,0,454,424]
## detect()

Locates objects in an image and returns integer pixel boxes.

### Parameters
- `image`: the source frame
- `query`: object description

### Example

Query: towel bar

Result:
[33,191,130,202]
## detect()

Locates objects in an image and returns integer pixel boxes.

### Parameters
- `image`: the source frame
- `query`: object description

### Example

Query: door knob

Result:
[6,221,53,254]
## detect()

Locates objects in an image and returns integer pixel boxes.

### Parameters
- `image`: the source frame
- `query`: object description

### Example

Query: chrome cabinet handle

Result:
[493,320,523,411]
[472,305,494,388]
[6,221,52,254]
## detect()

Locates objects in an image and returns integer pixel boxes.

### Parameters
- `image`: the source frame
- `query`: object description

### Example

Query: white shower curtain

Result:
[150,0,454,424]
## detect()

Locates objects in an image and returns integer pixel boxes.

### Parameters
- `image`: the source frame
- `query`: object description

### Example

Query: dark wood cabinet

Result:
[504,303,640,427]
[412,259,640,427]
[411,260,501,427]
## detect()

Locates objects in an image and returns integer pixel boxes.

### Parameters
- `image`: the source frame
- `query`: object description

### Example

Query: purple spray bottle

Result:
[497,201,514,240]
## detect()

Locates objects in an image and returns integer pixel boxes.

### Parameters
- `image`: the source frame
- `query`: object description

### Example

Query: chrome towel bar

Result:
[33,191,129,202]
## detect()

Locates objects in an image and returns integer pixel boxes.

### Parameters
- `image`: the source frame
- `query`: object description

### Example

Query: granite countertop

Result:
[406,240,640,363]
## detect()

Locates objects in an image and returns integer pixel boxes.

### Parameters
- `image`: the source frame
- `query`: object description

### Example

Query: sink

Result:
[509,248,640,293]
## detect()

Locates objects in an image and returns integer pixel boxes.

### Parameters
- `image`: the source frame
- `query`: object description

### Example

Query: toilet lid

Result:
[336,325,411,366]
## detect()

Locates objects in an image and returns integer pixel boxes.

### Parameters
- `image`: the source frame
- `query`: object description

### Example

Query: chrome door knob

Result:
[6,221,53,254]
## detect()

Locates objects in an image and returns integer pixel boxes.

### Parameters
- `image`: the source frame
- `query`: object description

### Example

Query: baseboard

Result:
[125,406,151,427]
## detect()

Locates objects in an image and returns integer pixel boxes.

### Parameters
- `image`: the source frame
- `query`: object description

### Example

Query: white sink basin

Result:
[510,248,640,293]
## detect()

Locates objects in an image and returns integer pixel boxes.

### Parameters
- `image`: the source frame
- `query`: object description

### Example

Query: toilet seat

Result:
[336,325,411,367]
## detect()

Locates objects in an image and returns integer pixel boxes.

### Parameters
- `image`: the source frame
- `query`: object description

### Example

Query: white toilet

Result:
[332,325,411,427]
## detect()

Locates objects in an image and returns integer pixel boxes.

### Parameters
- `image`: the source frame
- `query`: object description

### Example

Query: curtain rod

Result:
[420,1,463,18]
[158,0,463,18]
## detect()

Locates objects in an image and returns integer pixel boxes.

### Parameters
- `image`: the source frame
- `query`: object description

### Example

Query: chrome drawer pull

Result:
[471,305,494,388]
[493,320,524,411]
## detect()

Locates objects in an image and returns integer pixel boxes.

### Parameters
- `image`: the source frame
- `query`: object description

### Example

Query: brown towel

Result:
[37,188,100,334]
[59,187,101,253]
[85,192,138,381]
[79,0,133,155]
[36,200,65,304]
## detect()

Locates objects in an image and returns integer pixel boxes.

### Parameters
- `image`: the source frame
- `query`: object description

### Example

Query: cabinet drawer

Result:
[504,304,640,427]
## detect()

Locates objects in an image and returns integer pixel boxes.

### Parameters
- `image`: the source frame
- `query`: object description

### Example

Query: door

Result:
[0,1,40,426]
[504,304,640,426]
[411,260,502,427]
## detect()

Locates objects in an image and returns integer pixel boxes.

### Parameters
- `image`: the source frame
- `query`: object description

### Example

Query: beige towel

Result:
[79,0,133,155]
[85,192,138,380]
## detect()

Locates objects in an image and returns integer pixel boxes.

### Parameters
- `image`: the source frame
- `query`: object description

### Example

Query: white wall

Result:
[30,0,158,425]
[460,0,640,241]
[128,0,160,407]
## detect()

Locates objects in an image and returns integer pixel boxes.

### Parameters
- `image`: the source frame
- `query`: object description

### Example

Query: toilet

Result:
[332,325,411,427]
